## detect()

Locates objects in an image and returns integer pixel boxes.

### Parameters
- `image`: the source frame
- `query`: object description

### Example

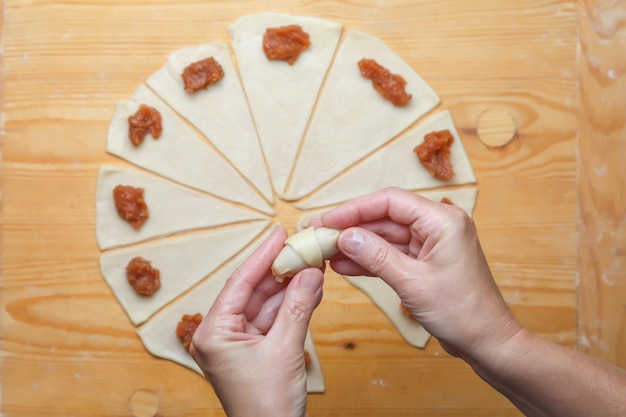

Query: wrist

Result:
[220,378,308,417]
[211,377,307,417]
[458,308,527,377]
[226,401,306,417]
[463,325,533,386]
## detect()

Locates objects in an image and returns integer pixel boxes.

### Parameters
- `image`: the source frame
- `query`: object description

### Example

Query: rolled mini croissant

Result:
[272,227,341,282]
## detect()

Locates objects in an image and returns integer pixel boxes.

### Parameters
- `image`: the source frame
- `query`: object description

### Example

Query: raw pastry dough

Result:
[285,30,440,200]
[138,228,325,393]
[295,110,476,209]
[100,220,270,325]
[107,85,274,215]
[146,43,273,205]
[272,227,340,282]
[100,15,480,388]
[95,165,268,250]
[344,276,431,348]
[228,13,342,195]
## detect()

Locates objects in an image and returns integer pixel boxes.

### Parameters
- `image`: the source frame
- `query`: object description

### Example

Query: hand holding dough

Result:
[272,227,340,282]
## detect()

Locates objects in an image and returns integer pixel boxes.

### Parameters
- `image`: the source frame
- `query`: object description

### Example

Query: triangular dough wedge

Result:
[296,187,478,348]
[228,13,342,195]
[95,165,268,250]
[137,228,325,393]
[146,43,273,204]
[295,110,476,210]
[100,220,270,325]
[107,85,274,215]
[285,30,440,200]
[295,187,479,232]
[343,276,431,348]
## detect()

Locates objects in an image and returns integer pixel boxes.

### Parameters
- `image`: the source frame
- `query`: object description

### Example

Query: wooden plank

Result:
[578,0,626,367]
[0,1,586,416]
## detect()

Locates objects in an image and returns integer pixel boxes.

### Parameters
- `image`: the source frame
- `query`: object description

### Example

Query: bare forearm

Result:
[467,329,626,417]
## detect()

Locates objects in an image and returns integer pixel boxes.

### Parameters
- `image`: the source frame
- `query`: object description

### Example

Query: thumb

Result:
[268,268,324,347]
[338,227,418,291]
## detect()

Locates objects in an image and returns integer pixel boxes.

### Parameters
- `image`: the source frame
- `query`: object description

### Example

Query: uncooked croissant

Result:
[272,227,341,282]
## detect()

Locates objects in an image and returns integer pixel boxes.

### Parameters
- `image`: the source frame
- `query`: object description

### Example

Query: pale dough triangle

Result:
[228,13,342,195]
[95,165,268,250]
[146,43,274,205]
[107,85,274,215]
[100,221,270,325]
[285,29,440,200]
[295,110,476,210]
[137,227,325,393]
[296,187,478,348]
[343,276,431,348]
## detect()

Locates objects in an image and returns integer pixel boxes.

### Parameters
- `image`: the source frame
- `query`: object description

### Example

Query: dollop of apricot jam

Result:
[126,257,161,296]
[413,130,455,180]
[263,25,311,65]
[358,58,412,107]
[440,197,454,205]
[176,313,203,351]
[182,57,225,93]
[304,350,312,368]
[128,104,162,147]
[113,185,149,229]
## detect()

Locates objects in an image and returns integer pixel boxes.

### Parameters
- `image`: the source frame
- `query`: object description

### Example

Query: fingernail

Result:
[340,229,365,255]
[299,269,323,293]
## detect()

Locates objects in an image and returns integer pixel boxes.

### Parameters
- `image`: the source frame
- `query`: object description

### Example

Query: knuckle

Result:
[459,211,477,234]
[286,298,313,323]
[382,186,404,199]
[444,204,475,231]
[191,327,212,354]
[367,244,392,275]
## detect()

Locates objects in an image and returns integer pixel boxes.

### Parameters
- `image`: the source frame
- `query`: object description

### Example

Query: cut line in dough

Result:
[228,12,343,196]
[295,110,476,210]
[107,85,274,215]
[284,29,440,200]
[100,220,271,325]
[146,42,274,205]
[137,227,325,393]
[95,165,268,250]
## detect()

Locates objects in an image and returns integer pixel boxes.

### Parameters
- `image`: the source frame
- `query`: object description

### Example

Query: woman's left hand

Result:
[190,227,324,417]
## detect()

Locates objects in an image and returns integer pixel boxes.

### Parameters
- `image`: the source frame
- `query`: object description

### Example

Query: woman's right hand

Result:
[322,188,626,417]
[320,187,521,361]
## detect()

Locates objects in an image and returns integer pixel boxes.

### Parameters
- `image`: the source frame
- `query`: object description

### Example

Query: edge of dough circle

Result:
[96,12,478,393]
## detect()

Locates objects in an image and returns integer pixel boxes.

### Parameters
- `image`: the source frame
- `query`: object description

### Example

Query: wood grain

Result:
[578,0,626,367]
[0,0,614,416]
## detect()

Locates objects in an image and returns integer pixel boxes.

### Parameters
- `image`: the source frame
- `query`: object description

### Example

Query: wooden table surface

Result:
[1,1,624,416]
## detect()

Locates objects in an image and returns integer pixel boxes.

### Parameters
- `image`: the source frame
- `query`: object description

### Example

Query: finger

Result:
[247,288,287,334]
[357,219,412,245]
[322,187,440,229]
[267,268,324,348]
[329,236,410,277]
[328,257,371,277]
[243,274,289,320]
[211,227,287,317]
[337,227,420,292]
[314,207,413,246]
[307,217,323,228]
[330,238,409,261]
